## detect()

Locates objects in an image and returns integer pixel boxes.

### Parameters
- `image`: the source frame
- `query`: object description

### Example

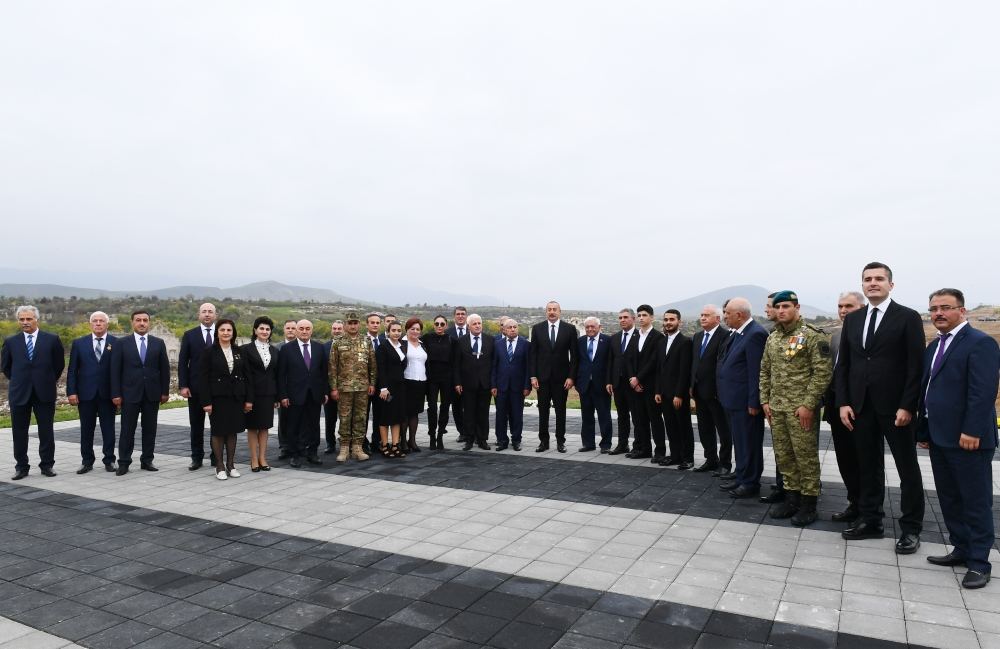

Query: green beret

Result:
[345,311,360,322]
[771,290,799,306]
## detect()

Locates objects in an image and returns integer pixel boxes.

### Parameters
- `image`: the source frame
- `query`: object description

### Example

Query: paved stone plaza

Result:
[1,408,999,649]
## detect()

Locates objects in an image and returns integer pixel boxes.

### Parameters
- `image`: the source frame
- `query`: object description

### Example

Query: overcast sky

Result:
[2,1,998,312]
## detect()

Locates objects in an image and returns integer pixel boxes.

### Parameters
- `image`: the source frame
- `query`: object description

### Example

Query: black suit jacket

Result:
[655,333,693,399]
[67,334,117,401]
[605,328,639,387]
[278,339,330,405]
[110,334,170,403]
[197,345,253,404]
[529,321,579,384]
[690,327,727,399]
[834,300,925,415]
[627,328,665,389]
[178,325,214,392]
[242,342,278,399]
[454,333,494,391]
[376,341,408,391]
[2,330,65,406]
[576,333,611,394]
[446,324,469,340]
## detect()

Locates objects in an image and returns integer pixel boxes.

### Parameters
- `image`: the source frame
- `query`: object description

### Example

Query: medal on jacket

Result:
[785,335,805,358]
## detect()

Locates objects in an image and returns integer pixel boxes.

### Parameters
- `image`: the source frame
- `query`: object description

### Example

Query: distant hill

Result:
[0,281,366,304]
[655,284,834,320]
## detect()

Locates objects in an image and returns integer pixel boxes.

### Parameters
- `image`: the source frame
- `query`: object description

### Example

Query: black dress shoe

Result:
[652,454,667,464]
[477,442,491,450]
[535,443,549,452]
[578,446,596,452]
[11,469,28,480]
[717,471,736,480]
[41,468,57,477]
[608,446,629,456]
[841,521,884,540]
[719,481,739,491]
[105,463,117,472]
[831,505,858,523]
[927,552,966,567]
[116,465,129,476]
[557,443,566,453]
[760,489,786,504]
[495,444,508,451]
[729,485,760,498]
[677,462,693,470]
[324,447,335,455]
[631,451,652,459]
[463,442,473,451]
[895,533,920,555]
[188,461,202,470]
[600,448,610,454]
[661,458,681,467]
[456,435,469,444]
[289,457,302,468]
[277,451,291,460]
[962,569,991,589]
[77,464,93,475]
[693,461,718,473]
[306,456,323,465]
[712,466,732,477]
[140,463,158,472]
[512,442,522,451]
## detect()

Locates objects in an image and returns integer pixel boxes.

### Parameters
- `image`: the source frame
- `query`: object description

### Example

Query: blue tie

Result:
[588,337,595,361]
[507,340,513,362]
[26,334,34,361]
[620,331,628,354]
[472,336,479,356]
[699,332,709,358]
[139,336,147,365]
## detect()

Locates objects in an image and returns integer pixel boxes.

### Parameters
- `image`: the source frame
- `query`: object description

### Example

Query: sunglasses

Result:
[434,322,447,326]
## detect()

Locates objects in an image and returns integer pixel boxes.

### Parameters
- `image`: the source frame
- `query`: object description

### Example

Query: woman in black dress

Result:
[422,314,454,449]
[375,321,407,458]
[243,316,278,472]
[198,319,253,480]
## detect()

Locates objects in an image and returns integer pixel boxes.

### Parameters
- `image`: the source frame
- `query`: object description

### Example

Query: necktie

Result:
[507,340,513,362]
[588,337,595,361]
[139,336,147,364]
[302,343,311,369]
[95,337,103,361]
[205,328,212,346]
[373,336,380,350]
[550,324,556,347]
[864,306,879,349]
[472,336,479,356]
[699,332,709,358]
[930,333,951,375]
[620,331,628,353]
[458,327,464,337]
[26,334,34,361]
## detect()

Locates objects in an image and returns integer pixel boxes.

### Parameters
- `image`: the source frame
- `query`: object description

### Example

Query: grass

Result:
[0,399,188,429]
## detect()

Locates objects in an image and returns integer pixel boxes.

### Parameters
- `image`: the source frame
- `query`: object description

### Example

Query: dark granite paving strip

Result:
[0,483,937,649]
[51,423,995,547]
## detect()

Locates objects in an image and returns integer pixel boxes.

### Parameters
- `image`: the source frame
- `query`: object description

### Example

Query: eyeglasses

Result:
[434,322,447,326]
[928,305,961,313]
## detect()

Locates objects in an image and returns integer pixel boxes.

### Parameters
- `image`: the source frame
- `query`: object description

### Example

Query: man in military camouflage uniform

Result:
[759,291,833,527]
[329,312,377,462]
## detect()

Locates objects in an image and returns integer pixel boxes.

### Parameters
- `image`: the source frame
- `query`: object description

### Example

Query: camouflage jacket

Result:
[329,333,376,391]
[759,318,832,411]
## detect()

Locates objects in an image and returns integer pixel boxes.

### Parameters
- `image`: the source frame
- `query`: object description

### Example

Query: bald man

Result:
[278,320,330,467]
[178,303,218,470]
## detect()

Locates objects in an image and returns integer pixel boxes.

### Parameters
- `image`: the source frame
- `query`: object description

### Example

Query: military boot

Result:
[351,441,370,461]
[769,491,800,519]
[791,495,818,527]
[336,440,350,463]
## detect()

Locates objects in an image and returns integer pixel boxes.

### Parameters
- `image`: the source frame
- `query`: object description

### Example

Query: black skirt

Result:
[245,396,275,430]
[404,379,426,416]
[379,381,407,425]
[209,397,246,436]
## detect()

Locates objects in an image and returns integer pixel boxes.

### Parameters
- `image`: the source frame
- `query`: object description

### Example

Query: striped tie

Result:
[26,334,34,361]
[507,340,513,362]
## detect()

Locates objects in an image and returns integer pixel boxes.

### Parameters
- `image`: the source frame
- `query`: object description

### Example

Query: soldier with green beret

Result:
[760,290,833,526]
[329,311,377,462]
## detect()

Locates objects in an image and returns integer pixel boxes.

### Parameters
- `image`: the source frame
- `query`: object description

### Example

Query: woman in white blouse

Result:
[242,316,279,472]
[402,317,428,453]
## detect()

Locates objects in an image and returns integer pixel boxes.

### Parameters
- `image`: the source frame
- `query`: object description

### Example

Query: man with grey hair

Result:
[606,308,639,454]
[2,305,66,479]
[178,302,218,470]
[67,311,119,473]
[690,304,731,475]
[578,316,613,451]
[454,314,493,450]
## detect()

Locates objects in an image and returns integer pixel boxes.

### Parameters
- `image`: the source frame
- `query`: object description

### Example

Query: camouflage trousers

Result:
[770,409,821,497]
[338,391,369,442]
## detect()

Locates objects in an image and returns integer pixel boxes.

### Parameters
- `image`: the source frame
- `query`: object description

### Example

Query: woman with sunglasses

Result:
[422,314,455,449]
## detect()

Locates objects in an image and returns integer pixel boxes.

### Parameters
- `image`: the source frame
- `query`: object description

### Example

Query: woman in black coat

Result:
[375,321,407,458]
[197,319,253,480]
[242,316,279,472]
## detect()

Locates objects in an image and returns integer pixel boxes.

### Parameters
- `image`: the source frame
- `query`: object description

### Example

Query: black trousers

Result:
[662,397,694,463]
[426,380,452,435]
[324,398,338,448]
[463,388,492,444]
[536,379,568,444]
[611,379,633,449]
[930,444,995,573]
[187,393,209,461]
[694,393,732,468]
[289,395,323,458]
[830,415,860,505]
[633,390,665,456]
[580,383,613,449]
[11,393,56,471]
[79,397,117,466]
[119,399,158,467]
[854,407,925,534]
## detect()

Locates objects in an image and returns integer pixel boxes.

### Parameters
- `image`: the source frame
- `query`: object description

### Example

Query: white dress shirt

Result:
[862,297,893,348]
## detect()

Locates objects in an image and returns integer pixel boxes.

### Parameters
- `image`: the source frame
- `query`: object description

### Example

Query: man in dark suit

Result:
[446,306,469,441]
[67,310,118,473]
[917,288,1000,589]
[626,304,665,461]
[578,317,613,452]
[605,308,639,455]
[454,314,493,451]
[365,312,384,453]
[717,298,768,498]
[529,301,579,453]
[491,319,531,451]
[2,305,65,479]
[836,262,926,554]
[278,319,330,467]
[178,303,217,470]
[275,319,299,459]
[322,320,344,454]
[110,310,170,475]
[824,291,865,521]
[690,305,732,476]
[655,309,694,469]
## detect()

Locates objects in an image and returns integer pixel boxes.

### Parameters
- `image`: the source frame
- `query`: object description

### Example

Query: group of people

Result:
[3,260,998,588]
